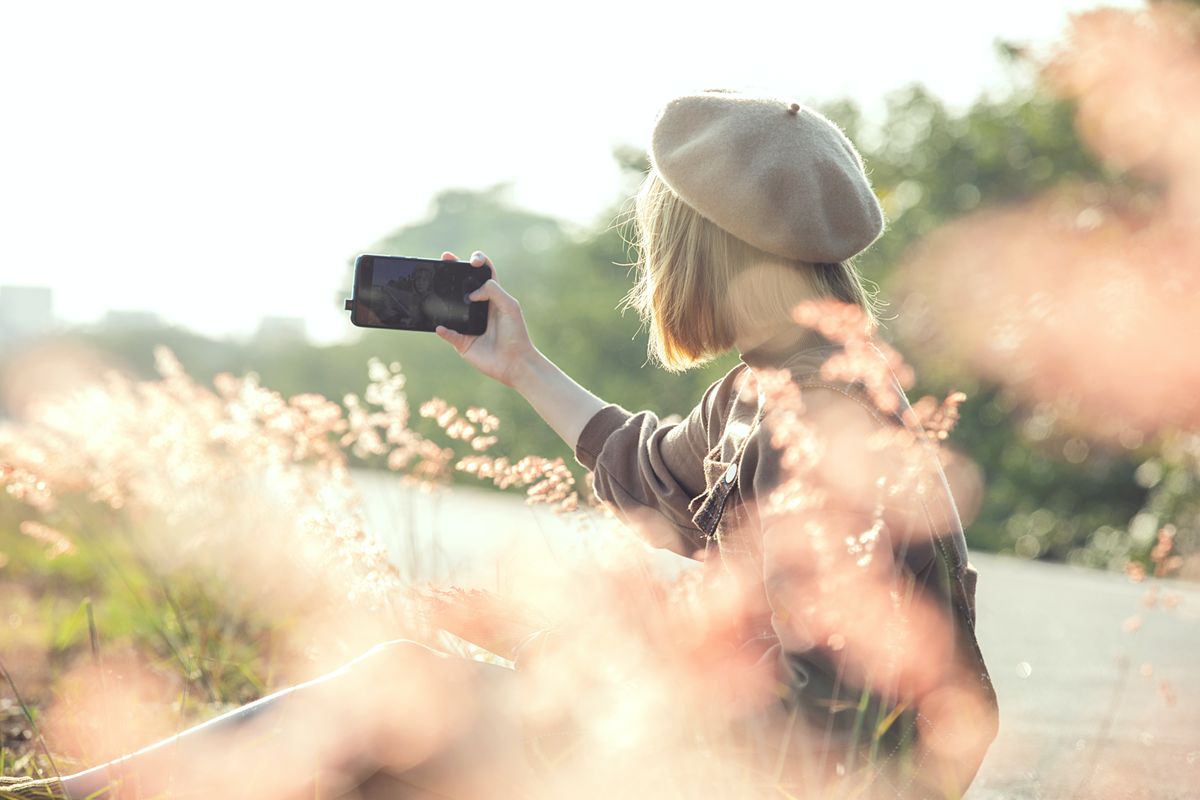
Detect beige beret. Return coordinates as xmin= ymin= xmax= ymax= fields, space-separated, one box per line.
xmin=649 ymin=88 xmax=886 ymax=263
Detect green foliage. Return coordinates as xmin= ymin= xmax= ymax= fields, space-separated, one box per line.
xmin=0 ymin=496 xmax=280 ymax=710
xmin=840 ymin=81 xmax=1112 ymax=291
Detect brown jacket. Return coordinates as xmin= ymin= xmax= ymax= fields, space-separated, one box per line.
xmin=572 ymin=328 xmax=998 ymax=794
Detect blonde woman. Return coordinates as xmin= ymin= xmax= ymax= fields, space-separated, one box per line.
xmin=4 ymin=89 xmax=997 ymax=800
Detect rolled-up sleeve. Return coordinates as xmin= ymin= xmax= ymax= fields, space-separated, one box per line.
xmin=574 ymin=404 xmax=636 ymax=472
xmin=573 ymin=378 xmax=725 ymax=556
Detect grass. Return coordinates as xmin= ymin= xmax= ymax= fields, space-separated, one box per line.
xmin=0 ymin=350 xmax=590 ymax=791
xmin=0 ymin=343 xmax=1190 ymax=799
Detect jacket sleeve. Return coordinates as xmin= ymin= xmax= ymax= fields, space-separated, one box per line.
xmin=574 ymin=376 xmax=727 ymax=557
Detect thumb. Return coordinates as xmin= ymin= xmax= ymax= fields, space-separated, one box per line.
xmin=435 ymin=325 xmax=474 ymax=354
xmin=467 ymin=279 xmax=516 ymax=309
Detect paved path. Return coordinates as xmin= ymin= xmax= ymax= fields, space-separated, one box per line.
xmin=966 ymin=551 xmax=1199 ymax=799
xmin=356 ymin=473 xmax=1200 ymax=799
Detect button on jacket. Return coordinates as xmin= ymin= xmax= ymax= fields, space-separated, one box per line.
xmin=571 ymin=327 xmax=998 ymax=789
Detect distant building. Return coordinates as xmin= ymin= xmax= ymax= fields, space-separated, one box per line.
xmin=102 ymin=310 xmax=164 ymax=330
xmin=255 ymin=315 xmax=307 ymax=346
xmin=0 ymin=285 xmax=54 ymax=343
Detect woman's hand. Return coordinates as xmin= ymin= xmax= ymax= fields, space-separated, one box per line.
xmin=436 ymin=249 xmax=608 ymax=451
xmin=434 ymin=250 xmax=536 ymax=388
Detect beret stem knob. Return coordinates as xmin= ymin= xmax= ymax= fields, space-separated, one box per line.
xmin=787 ymin=102 xmax=801 ymax=115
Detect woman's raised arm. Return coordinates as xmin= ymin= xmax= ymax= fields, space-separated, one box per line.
xmin=435 ymin=249 xmax=713 ymax=555
xmin=433 ymin=249 xmax=607 ymax=452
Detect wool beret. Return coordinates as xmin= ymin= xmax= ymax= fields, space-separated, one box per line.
xmin=649 ymin=88 xmax=886 ymax=263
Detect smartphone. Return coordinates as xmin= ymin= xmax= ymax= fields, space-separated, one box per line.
xmin=345 ymin=254 xmax=491 ymax=335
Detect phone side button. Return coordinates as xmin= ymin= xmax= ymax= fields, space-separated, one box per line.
xmin=344 ymin=299 xmax=354 ymax=311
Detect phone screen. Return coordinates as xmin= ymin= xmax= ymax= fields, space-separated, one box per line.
xmin=349 ymin=255 xmax=490 ymax=334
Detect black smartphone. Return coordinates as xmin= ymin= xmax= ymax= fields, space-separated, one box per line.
xmin=345 ymin=254 xmax=491 ymax=335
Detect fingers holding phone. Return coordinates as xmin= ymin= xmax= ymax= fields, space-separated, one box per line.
xmin=345 ymin=250 xmax=535 ymax=388
xmin=443 ymin=249 xmax=498 ymax=280
xmin=434 ymin=250 xmax=537 ymax=388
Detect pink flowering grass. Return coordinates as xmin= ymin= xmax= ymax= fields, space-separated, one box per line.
xmin=0 ymin=321 xmax=994 ymax=799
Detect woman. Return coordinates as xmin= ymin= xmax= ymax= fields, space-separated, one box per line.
xmin=3 ymin=89 xmax=997 ymax=799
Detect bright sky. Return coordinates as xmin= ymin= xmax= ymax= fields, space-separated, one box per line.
xmin=0 ymin=0 xmax=1142 ymax=344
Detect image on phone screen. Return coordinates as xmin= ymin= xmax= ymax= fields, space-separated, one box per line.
xmin=349 ymin=255 xmax=489 ymax=334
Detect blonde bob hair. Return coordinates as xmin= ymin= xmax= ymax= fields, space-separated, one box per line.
xmin=620 ymin=168 xmax=881 ymax=373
